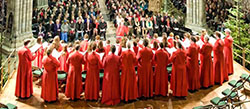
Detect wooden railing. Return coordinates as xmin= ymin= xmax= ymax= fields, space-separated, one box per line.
xmin=233 ymin=43 xmax=250 ymax=70
xmin=0 ymin=50 xmax=16 ymax=93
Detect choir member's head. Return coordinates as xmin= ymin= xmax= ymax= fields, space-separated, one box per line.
xmin=96 ymin=35 xmax=101 ymax=41
xmin=191 ymin=36 xmax=197 ymax=43
xmin=46 ymin=48 xmax=53 ymax=56
xmin=225 ymin=29 xmax=231 ymax=36
xmin=160 ymin=42 xmax=164 ymax=49
xmin=62 ymin=45 xmax=68 ymax=53
xmin=121 ymin=37 xmax=127 ymax=48
xmin=162 ymin=32 xmax=167 ymax=37
xmin=75 ymin=44 xmax=81 ymax=51
xmin=37 ymin=36 xmax=43 ymax=44
xmin=74 ymin=40 xmax=80 ymax=45
xmin=169 ymin=32 xmax=174 ymax=38
xmin=162 ymin=36 xmax=168 ymax=47
xmin=24 ymin=39 xmax=31 ymax=46
xmin=84 ymin=34 xmax=89 ymax=40
xmin=54 ymin=36 xmax=60 ymax=43
xmin=201 ymin=29 xmax=207 ymax=36
xmin=106 ymin=40 xmax=110 ymax=45
xmin=133 ymin=40 xmax=137 ymax=47
xmin=98 ymin=41 xmax=104 ymax=49
xmin=184 ymin=32 xmax=191 ymax=39
xmin=175 ymin=35 xmax=180 ymax=41
xmin=91 ymin=42 xmax=97 ymax=51
xmin=60 ymin=40 xmax=65 ymax=44
xmin=116 ymin=38 xmax=120 ymax=44
xmin=196 ymin=35 xmax=200 ymax=41
xmin=143 ymin=39 xmax=149 ymax=47
xmin=204 ymin=36 xmax=210 ymax=43
xmin=111 ymin=45 xmax=116 ymax=53
xmin=215 ymin=31 xmax=221 ymax=39
xmin=153 ymin=41 xmax=158 ymax=49
xmin=153 ymin=33 xmax=158 ymax=39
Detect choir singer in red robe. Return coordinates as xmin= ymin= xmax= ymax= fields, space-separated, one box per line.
xmin=137 ymin=39 xmax=154 ymax=98
xmin=15 ymin=39 xmax=37 ymax=98
xmin=34 ymin=36 xmax=44 ymax=68
xmin=101 ymin=45 xmax=121 ymax=105
xmin=41 ymin=48 xmax=60 ymax=102
xmin=85 ymin=42 xmax=102 ymax=100
xmin=65 ymin=44 xmax=85 ymax=100
xmin=169 ymin=41 xmax=188 ymax=97
xmin=154 ymin=42 xmax=169 ymax=96
xmin=200 ymin=36 xmax=214 ymax=88
xmin=120 ymin=43 xmax=138 ymax=102
xmin=224 ymin=29 xmax=234 ymax=75
xmin=213 ymin=32 xmax=226 ymax=85
xmin=186 ymin=36 xmax=200 ymax=91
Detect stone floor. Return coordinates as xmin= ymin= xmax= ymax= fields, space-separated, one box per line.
xmin=0 ymin=62 xmax=250 ymax=109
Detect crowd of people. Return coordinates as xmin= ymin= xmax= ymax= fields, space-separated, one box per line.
xmin=32 ymin=0 xmax=107 ymax=42
xmin=15 ymin=26 xmax=234 ymax=105
xmin=106 ymin=0 xmax=184 ymax=38
xmin=171 ymin=0 xmax=186 ymax=13
xmin=205 ymin=0 xmax=232 ymax=31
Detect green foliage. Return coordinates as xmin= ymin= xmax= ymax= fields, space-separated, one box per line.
xmin=224 ymin=1 xmax=250 ymax=70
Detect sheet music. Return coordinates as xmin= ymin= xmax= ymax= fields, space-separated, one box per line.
xmin=52 ymin=49 xmax=62 ymax=60
xmin=30 ymin=44 xmax=42 ymax=53
xmin=209 ymin=37 xmax=217 ymax=45
xmin=42 ymin=42 xmax=49 ymax=48
xmin=166 ymin=47 xmax=177 ymax=55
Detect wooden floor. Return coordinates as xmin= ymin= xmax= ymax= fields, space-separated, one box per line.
xmin=0 ymin=61 xmax=250 ymax=109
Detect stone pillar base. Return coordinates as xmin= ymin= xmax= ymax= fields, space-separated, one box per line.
xmin=185 ymin=23 xmax=206 ymax=34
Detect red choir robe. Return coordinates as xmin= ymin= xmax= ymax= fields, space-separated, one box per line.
xmin=80 ymin=40 xmax=89 ymax=52
xmin=137 ymin=47 xmax=154 ymax=97
xmin=120 ymin=50 xmax=138 ymax=101
xmin=133 ymin=46 xmax=139 ymax=55
xmin=154 ymin=49 xmax=169 ymax=96
xmin=15 ymin=46 xmax=37 ymax=98
xmin=85 ymin=51 xmax=102 ymax=100
xmin=105 ymin=44 xmax=111 ymax=54
xmin=41 ymin=55 xmax=60 ymax=102
xmin=224 ymin=35 xmax=234 ymax=75
xmin=201 ymin=34 xmax=205 ymax=43
xmin=34 ymin=45 xmax=44 ymax=68
xmin=186 ymin=42 xmax=200 ymax=91
xmin=101 ymin=53 xmax=121 ymax=105
xmin=169 ymin=49 xmax=188 ymax=97
xmin=200 ymin=42 xmax=214 ymax=88
xmin=167 ymin=37 xmax=174 ymax=48
xmin=59 ymin=51 xmax=69 ymax=72
xmin=213 ymin=39 xmax=226 ymax=85
xmin=65 ymin=51 xmax=85 ymax=100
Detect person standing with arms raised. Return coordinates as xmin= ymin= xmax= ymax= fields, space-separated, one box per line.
xmin=65 ymin=44 xmax=85 ymax=100
xmin=137 ymin=39 xmax=154 ymax=98
xmin=101 ymin=45 xmax=121 ymax=105
xmin=41 ymin=48 xmax=60 ymax=102
xmin=15 ymin=39 xmax=37 ymax=98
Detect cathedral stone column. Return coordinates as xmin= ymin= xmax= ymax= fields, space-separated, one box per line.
xmin=2 ymin=0 xmax=34 ymax=54
xmin=185 ymin=0 xmax=206 ymax=33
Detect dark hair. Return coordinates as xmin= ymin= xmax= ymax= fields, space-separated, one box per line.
xmin=190 ymin=36 xmax=197 ymax=43
xmin=143 ymin=39 xmax=149 ymax=47
xmin=92 ymin=42 xmax=97 ymax=50
xmin=133 ymin=40 xmax=137 ymax=47
xmin=215 ymin=31 xmax=221 ymax=38
xmin=177 ymin=41 xmax=183 ymax=49
xmin=75 ymin=44 xmax=81 ymax=50
xmin=46 ymin=48 xmax=53 ymax=56
xmin=111 ymin=45 xmax=116 ymax=53
xmin=160 ymin=42 xmax=164 ymax=48
xmin=24 ymin=39 xmax=31 ymax=46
